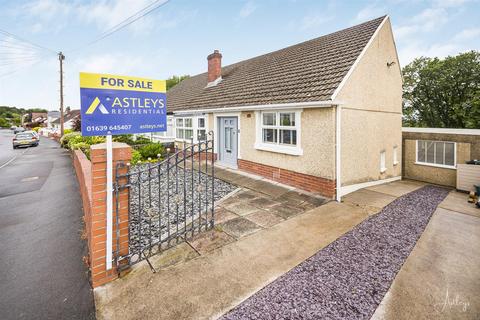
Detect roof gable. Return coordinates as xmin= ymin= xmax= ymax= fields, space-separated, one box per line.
xmin=167 ymin=16 xmax=387 ymax=112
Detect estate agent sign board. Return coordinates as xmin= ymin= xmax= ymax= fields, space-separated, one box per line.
xmin=80 ymin=72 xmax=167 ymax=136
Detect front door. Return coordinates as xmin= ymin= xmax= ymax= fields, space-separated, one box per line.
xmin=218 ymin=117 xmax=238 ymax=168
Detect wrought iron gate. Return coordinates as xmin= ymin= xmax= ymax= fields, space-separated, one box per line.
xmin=114 ymin=135 xmax=215 ymax=271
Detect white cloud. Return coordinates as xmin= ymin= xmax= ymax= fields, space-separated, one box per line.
xmin=398 ymin=41 xmax=463 ymax=64
xmin=353 ymin=5 xmax=386 ymax=23
xmin=23 ymin=0 xmax=72 ymax=21
xmin=300 ymin=13 xmax=334 ymax=30
xmin=411 ymin=7 xmax=449 ymax=31
xmin=453 ymin=27 xmax=480 ymax=41
xmin=20 ymin=0 xmax=177 ymax=35
xmin=75 ymin=53 xmax=143 ymax=74
xmin=239 ymin=1 xmax=257 ymax=18
xmin=433 ymin=0 xmax=472 ymax=8
xmin=392 ymin=7 xmax=450 ymax=43
xmin=78 ymin=0 xmax=165 ymax=32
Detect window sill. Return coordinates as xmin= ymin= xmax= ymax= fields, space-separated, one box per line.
xmin=393 ymin=161 xmax=399 ymax=166
xmin=414 ymin=162 xmax=456 ymax=170
xmin=254 ymin=142 xmax=303 ymax=156
xmin=380 ymin=168 xmax=387 ymax=174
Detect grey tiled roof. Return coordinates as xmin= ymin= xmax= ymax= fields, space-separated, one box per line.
xmin=51 ymin=109 xmax=80 ymax=124
xmin=167 ymin=16 xmax=386 ymax=112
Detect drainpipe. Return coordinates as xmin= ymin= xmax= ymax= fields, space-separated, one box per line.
xmin=335 ymin=105 xmax=341 ymax=202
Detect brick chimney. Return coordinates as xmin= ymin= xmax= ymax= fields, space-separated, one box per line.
xmin=207 ymin=50 xmax=222 ymax=84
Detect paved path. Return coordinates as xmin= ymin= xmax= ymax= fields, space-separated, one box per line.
xmin=0 ymin=130 xmax=95 ymax=319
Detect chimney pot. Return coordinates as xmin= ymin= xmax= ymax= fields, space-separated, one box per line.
xmin=207 ymin=50 xmax=222 ymax=84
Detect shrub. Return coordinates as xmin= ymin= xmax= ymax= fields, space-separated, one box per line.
xmin=131 ymin=150 xmax=142 ymax=165
xmin=70 ymin=142 xmax=91 ymax=159
xmin=67 ymin=134 xmax=85 ymax=149
xmin=138 ymin=143 xmax=165 ymax=161
xmin=113 ymin=134 xmax=136 ymax=145
xmin=134 ymin=136 xmax=151 ymax=145
xmin=60 ymin=132 xmax=81 ymax=148
xmin=64 ymin=129 xmax=73 ymax=135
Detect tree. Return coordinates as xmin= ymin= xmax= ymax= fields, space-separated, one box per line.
xmin=166 ymin=75 xmax=189 ymax=90
xmin=72 ymin=117 xmax=81 ymax=131
xmin=402 ymin=51 xmax=480 ymax=128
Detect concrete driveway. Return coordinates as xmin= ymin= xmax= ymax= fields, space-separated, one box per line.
xmin=0 ymin=130 xmax=95 ymax=319
xmin=371 ymin=188 xmax=480 ymax=319
xmin=94 ymin=178 xmax=479 ymax=319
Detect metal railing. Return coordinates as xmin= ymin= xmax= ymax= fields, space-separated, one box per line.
xmin=114 ymin=133 xmax=215 ymax=271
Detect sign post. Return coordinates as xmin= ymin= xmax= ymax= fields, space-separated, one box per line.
xmin=80 ymin=72 xmax=166 ymax=270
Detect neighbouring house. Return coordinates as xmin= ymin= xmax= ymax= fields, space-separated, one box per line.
xmin=30 ymin=112 xmax=48 ymax=126
xmin=47 ymin=110 xmax=60 ymax=128
xmin=402 ymin=127 xmax=480 ymax=191
xmin=166 ymin=15 xmax=403 ymax=199
xmin=136 ymin=116 xmax=176 ymax=143
xmin=51 ymin=109 xmax=80 ymax=131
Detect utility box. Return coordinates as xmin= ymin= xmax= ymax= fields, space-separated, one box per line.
xmin=457 ymin=164 xmax=480 ymax=192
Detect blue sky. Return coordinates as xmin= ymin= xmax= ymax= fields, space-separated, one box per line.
xmin=0 ymin=0 xmax=479 ymax=110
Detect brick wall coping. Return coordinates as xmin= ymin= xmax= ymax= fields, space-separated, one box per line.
xmin=73 ymin=149 xmax=92 ymax=204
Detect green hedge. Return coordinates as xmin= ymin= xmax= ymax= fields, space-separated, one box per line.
xmin=60 ymin=132 xmax=165 ymax=164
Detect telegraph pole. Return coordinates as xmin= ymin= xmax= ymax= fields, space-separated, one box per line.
xmin=58 ymin=52 xmax=65 ymax=136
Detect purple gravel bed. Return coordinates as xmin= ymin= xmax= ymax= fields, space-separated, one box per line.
xmin=221 ymin=185 xmax=449 ymax=320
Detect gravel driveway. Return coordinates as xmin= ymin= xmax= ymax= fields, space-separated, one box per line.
xmin=221 ymin=185 xmax=449 ymax=320
xmin=127 ymin=163 xmax=236 ymax=258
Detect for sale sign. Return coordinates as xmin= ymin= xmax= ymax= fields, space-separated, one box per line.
xmin=79 ymin=72 xmax=167 ymax=136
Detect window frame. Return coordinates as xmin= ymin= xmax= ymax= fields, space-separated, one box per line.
xmin=380 ymin=150 xmax=387 ymax=173
xmin=254 ymin=110 xmax=303 ymax=156
xmin=415 ymin=140 xmax=457 ymax=169
xmin=174 ymin=115 xmax=207 ymax=143
xmin=393 ymin=146 xmax=398 ymax=166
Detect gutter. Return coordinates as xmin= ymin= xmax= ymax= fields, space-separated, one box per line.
xmin=172 ymin=100 xmax=344 ymax=115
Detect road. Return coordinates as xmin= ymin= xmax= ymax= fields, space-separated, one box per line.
xmin=0 ymin=129 xmax=95 ymax=319
xmin=0 ymin=129 xmax=28 ymax=169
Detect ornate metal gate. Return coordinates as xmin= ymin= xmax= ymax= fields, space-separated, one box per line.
xmin=114 ymin=135 xmax=215 ymax=271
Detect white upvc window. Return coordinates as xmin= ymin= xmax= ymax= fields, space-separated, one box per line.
xmin=197 ymin=117 xmax=207 ymax=141
xmin=416 ymin=140 xmax=456 ymax=169
xmin=255 ymin=110 xmax=302 ymax=156
xmin=393 ymin=146 xmax=398 ymax=166
xmin=380 ymin=150 xmax=386 ymax=173
xmin=176 ymin=117 xmax=193 ymax=140
xmin=175 ymin=116 xmax=207 ymax=142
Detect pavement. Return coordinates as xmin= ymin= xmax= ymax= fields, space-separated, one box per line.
xmin=0 ymin=129 xmax=95 ymax=319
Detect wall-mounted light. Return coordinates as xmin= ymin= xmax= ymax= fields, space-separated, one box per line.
xmin=387 ymin=61 xmax=396 ymax=67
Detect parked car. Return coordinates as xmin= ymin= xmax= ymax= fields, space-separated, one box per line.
xmin=10 ymin=125 xmax=16 ymax=130
xmin=25 ymin=130 xmax=39 ymax=139
xmin=13 ymin=127 xmax=25 ymax=134
xmin=13 ymin=132 xmax=39 ymax=149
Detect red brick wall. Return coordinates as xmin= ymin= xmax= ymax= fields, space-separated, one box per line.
xmin=194 ymin=152 xmax=217 ymax=162
xmin=72 ymin=144 xmax=131 ymax=288
xmin=89 ymin=144 xmax=131 ymax=287
xmin=73 ymin=150 xmax=92 ymax=255
xmin=237 ymin=159 xmax=336 ymax=198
